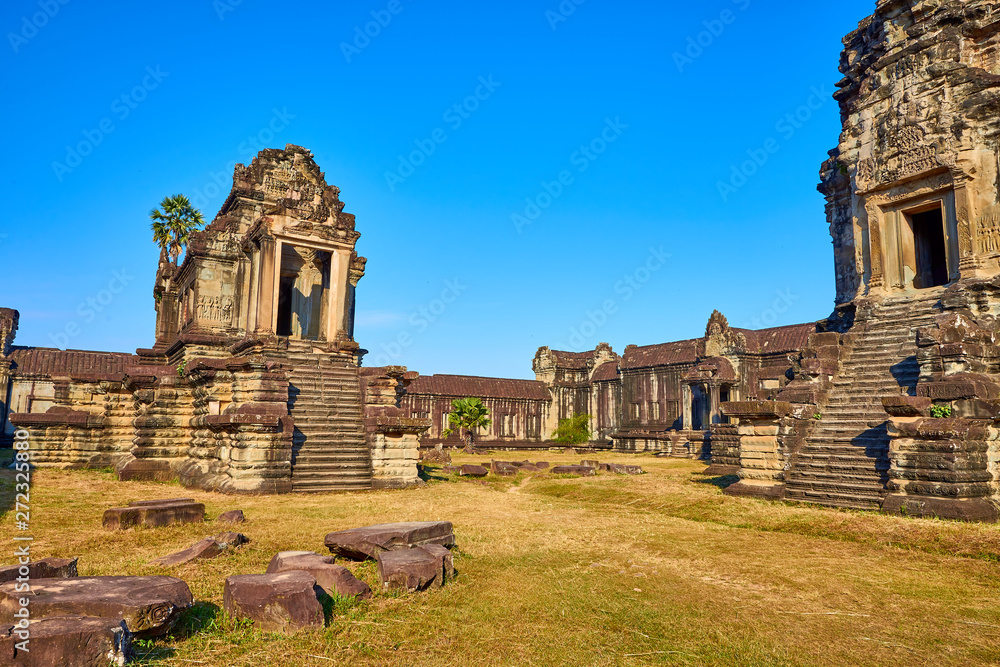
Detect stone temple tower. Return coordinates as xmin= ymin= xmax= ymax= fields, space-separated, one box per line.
xmin=5 ymin=145 xmax=429 ymax=493
xmin=723 ymin=0 xmax=1000 ymax=521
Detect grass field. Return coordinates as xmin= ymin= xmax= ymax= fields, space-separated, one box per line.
xmin=2 ymin=453 xmax=999 ymax=666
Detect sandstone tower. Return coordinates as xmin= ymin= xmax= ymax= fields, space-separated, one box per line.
xmin=2 ymin=145 xmax=429 ymax=493
xmin=723 ymin=0 xmax=1000 ymax=521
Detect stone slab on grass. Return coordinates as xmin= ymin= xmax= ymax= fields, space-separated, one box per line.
xmin=217 ymin=510 xmax=245 ymax=524
xmin=325 ymin=521 xmax=455 ymax=561
xmin=266 ymin=551 xmax=372 ymax=600
xmin=0 ymin=576 xmax=193 ymax=638
xmin=377 ymin=544 xmax=454 ymax=592
xmin=458 ymin=464 xmax=488 ymax=478
xmin=0 ymin=616 xmax=134 ymax=667
xmin=103 ymin=500 xmax=205 ymax=530
xmin=150 ymin=532 xmax=249 ymax=567
xmin=609 ymin=464 xmax=644 ymax=475
xmin=0 ymin=557 xmax=78 ymax=584
xmin=224 ymin=572 xmax=324 ymax=634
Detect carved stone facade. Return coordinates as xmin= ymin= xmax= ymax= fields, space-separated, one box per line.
xmin=2 ymin=145 xmax=428 ymax=493
xmin=722 ymin=1 xmax=1000 ymax=521
xmin=383 ymin=313 xmax=810 ymax=455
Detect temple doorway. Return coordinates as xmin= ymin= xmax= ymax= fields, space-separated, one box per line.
xmin=909 ymin=206 xmax=948 ymax=289
xmin=276 ymin=246 xmax=330 ymax=340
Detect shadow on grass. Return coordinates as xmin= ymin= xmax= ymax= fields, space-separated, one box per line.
xmin=417 ymin=465 xmax=451 ymax=483
xmin=696 ymin=474 xmax=740 ymax=490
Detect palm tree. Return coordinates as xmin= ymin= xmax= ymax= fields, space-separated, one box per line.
xmin=442 ymin=397 xmax=492 ymax=452
xmin=150 ymin=194 xmax=205 ymax=264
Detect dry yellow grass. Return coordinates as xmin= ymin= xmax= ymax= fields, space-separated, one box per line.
xmin=2 ymin=453 xmax=999 ymax=666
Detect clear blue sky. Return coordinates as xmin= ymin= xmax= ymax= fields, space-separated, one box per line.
xmin=0 ymin=0 xmax=874 ymax=380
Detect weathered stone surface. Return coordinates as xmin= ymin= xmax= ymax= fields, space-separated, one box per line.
xmin=550 ymin=465 xmax=596 ymax=476
xmin=223 ymin=572 xmax=324 ymax=633
xmin=217 ymin=509 xmax=245 ymax=524
xmin=534 ymin=461 xmax=550 ymax=469
xmin=0 ymin=616 xmax=134 ymax=667
xmin=324 ymin=522 xmax=456 ymax=561
xmin=581 ymin=460 xmax=600 ymax=469
xmin=266 ymin=551 xmax=372 ymax=600
xmin=103 ymin=500 xmax=205 ymax=530
xmin=420 ymin=447 xmax=451 ymax=465
xmin=150 ymin=532 xmax=249 ymax=567
xmin=609 ymin=463 xmax=643 ymax=475
xmin=0 ymin=557 xmax=78 ymax=584
xmin=376 ymin=545 xmax=453 ymax=592
xmin=0 ymin=576 xmax=193 ymax=638
xmin=458 ymin=464 xmax=488 ymax=477
xmin=490 ymin=460 xmax=518 ymax=476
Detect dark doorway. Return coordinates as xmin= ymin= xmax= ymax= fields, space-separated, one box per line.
xmin=276 ymin=276 xmax=294 ymax=336
xmin=910 ymin=207 xmax=948 ymax=288
xmin=718 ymin=387 xmax=730 ymax=424
xmin=691 ymin=385 xmax=708 ymax=431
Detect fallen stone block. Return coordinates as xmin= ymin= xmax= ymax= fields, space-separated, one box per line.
xmin=266 ymin=551 xmax=372 ymax=600
xmin=490 ymin=460 xmax=518 ymax=476
xmin=0 ymin=576 xmax=193 ymax=638
xmin=377 ymin=544 xmax=453 ymax=592
xmin=224 ymin=571 xmax=324 ymax=633
xmin=609 ymin=464 xmax=644 ymax=475
xmin=459 ymin=464 xmax=488 ymax=478
xmin=581 ymin=460 xmax=601 ymax=469
xmin=217 ymin=509 xmax=245 ymax=524
xmin=441 ymin=465 xmax=459 ymax=474
xmin=150 ymin=532 xmax=249 ymax=567
xmin=563 ymin=448 xmax=577 ymax=455
xmin=420 ymin=448 xmax=452 ymax=465
xmin=535 ymin=461 xmax=550 ymax=469
xmin=129 ymin=498 xmax=195 ymax=507
xmin=103 ymin=500 xmax=205 ymax=530
xmin=550 ymin=465 xmax=596 ymax=476
xmin=0 ymin=557 xmax=78 ymax=584
xmin=325 ymin=522 xmax=456 ymax=561
xmin=0 ymin=616 xmax=134 ymax=667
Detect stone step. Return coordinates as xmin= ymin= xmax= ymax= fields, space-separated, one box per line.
xmin=783 ymin=491 xmax=884 ymax=511
xmin=783 ymin=477 xmax=886 ymax=497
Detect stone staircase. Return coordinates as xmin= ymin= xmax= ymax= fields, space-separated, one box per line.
xmin=285 ymin=341 xmax=372 ymax=493
xmin=784 ymin=290 xmax=944 ymax=510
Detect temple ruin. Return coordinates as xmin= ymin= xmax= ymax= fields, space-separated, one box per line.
xmin=3 ymin=1 xmax=1000 ymax=519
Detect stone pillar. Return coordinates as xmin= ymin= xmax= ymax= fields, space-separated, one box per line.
xmin=954 ymin=175 xmax=982 ymax=278
xmin=255 ymin=237 xmax=277 ymax=335
xmin=681 ymin=384 xmax=692 ymax=431
xmin=326 ymin=248 xmax=351 ymax=341
xmin=709 ymin=385 xmax=721 ymax=425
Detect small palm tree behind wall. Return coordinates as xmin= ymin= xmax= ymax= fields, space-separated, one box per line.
xmin=442 ymin=397 xmax=492 ymax=453
xmin=150 ymin=194 xmax=205 ymax=264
